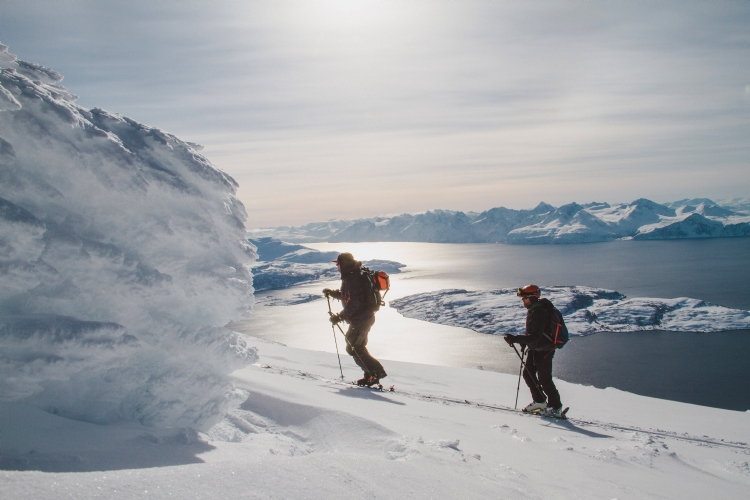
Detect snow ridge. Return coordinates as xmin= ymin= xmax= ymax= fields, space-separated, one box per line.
xmin=0 ymin=43 xmax=257 ymax=429
xmin=390 ymin=287 xmax=750 ymax=335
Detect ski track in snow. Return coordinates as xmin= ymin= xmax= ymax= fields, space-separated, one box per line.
xmin=3 ymin=334 xmax=749 ymax=499
xmin=237 ymin=363 xmax=750 ymax=454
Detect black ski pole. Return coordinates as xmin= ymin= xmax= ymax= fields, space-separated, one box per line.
xmin=514 ymin=345 xmax=525 ymax=410
xmin=334 ymin=321 xmax=375 ymax=379
xmin=510 ymin=343 xmax=545 ymax=402
xmin=326 ymin=296 xmax=345 ymax=379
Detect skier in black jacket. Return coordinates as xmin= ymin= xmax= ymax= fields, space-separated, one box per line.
xmin=323 ymin=252 xmax=387 ymax=387
xmin=504 ymin=285 xmax=564 ymax=417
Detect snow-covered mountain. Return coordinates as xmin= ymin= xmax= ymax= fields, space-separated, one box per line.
xmin=247 ymin=219 xmax=355 ymax=243
xmin=249 ymin=198 xmax=750 ymax=244
xmin=0 ymin=43 xmax=256 ymax=429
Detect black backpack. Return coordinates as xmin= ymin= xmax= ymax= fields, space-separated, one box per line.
xmin=360 ymin=267 xmax=390 ymax=312
xmin=542 ymin=305 xmax=569 ymax=349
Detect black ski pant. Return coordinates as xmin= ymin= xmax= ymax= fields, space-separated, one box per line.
xmin=522 ymin=349 xmax=562 ymax=409
xmin=345 ymin=316 xmax=386 ymax=378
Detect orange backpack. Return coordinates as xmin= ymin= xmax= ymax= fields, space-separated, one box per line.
xmin=360 ymin=267 xmax=390 ymax=312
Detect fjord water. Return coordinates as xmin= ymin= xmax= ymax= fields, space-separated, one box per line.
xmin=310 ymin=237 xmax=750 ymax=311
xmin=240 ymin=238 xmax=750 ymax=411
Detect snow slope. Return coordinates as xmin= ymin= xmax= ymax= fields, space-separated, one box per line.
xmin=250 ymin=198 xmax=750 ymax=244
xmin=2 ymin=338 xmax=749 ymax=499
xmin=0 ymin=43 xmax=256 ymax=429
xmin=390 ymin=286 xmax=750 ymax=335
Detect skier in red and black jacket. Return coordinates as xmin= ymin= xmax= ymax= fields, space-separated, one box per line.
xmin=323 ymin=252 xmax=387 ymax=387
xmin=504 ymin=285 xmax=564 ymax=417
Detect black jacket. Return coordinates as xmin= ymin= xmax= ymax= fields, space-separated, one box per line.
xmin=513 ymin=298 xmax=555 ymax=351
xmin=335 ymin=268 xmax=374 ymax=322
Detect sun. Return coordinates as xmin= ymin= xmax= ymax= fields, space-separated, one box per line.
xmin=314 ymin=0 xmax=384 ymax=27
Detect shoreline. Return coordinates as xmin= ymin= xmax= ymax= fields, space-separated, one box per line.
xmin=232 ymin=283 xmax=750 ymax=411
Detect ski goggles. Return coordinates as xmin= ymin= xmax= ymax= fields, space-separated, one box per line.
xmin=516 ymin=287 xmax=540 ymax=297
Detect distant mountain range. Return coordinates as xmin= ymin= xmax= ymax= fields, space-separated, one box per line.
xmin=247 ymin=198 xmax=750 ymax=244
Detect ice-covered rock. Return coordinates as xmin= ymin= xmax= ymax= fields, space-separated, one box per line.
xmin=0 ymin=44 xmax=257 ymax=429
xmin=390 ymin=287 xmax=750 ymax=335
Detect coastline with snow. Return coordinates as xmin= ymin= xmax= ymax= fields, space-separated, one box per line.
xmin=249 ymin=236 xmax=405 ymax=292
xmin=390 ymin=286 xmax=750 ymax=336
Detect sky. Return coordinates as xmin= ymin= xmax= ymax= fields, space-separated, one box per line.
xmin=1 ymin=0 xmax=749 ymax=228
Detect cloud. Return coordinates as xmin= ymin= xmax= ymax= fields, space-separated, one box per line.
xmin=3 ymin=0 xmax=749 ymax=226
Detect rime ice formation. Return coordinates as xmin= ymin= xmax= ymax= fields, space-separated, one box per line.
xmin=249 ymin=198 xmax=750 ymax=244
xmin=0 ymin=43 xmax=257 ymax=429
xmin=390 ymin=287 xmax=750 ymax=335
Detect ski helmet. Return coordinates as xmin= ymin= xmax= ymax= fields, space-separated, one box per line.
xmin=516 ymin=284 xmax=541 ymax=297
xmin=332 ymin=252 xmax=360 ymax=272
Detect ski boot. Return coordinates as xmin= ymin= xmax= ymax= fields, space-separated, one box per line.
xmin=540 ymin=406 xmax=569 ymax=419
xmin=522 ymin=401 xmax=547 ymax=414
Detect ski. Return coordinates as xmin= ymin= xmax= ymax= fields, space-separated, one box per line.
xmin=350 ymin=381 xmax=395 ymax=392
xmin=522 ymin=406 xmax=569 ymax=419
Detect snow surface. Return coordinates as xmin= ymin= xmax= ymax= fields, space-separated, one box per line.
xmin=390 ymin=286 xmax=750 ymax=335
xmin=0 ymin=44 xmax=256 ymax=429
xmin=3 ymin=338 xmax=750 ymax=499
xmin=249 ymin=198 xmax=750 ymax=244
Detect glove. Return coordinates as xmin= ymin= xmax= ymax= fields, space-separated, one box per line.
xmin=329 ymin=313 xmax=343 ymax=325
xmin=323 ymin=288 xmax=341 ymax=299
xmin=323 ymin=288 xmax=332 ymax=297
xmin=504 ymin=335 xmax=516 ymax=346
